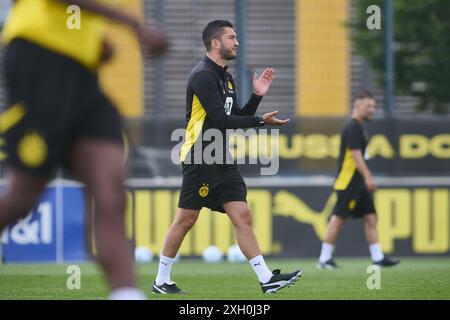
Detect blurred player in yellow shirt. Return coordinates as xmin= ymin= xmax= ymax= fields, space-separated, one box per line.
xmin=0 ymin=0 xmax=168 ymax=300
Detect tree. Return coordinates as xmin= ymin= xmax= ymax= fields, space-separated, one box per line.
xmin=350 ymin=0 xmax=450 ymax=114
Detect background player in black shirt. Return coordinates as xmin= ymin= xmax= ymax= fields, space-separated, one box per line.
xmin=317 ymin=91 xmax=399 ymax=269
xmin=152 ymin=20 xmax=301 ymax=294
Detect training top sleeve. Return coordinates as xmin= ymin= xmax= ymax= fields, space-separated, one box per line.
xmin=347 ymin=121 xmax=363 ymax=150
xmin=232 ymin=94 xmax=263 ymax=116
xmin=192 ymin=71 xmax=262 ymax=129
xmin=229 ymin=77 xmax=263 ymax=116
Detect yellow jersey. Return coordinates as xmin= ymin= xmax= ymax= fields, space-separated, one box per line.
xmin=2 ymin=0 xmax=106 ymax=70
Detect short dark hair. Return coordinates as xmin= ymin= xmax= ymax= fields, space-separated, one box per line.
xmin=202 ymin=20 xmax=234 ymax=51
xmin=355 ymin=90 xmax=375 ymax=100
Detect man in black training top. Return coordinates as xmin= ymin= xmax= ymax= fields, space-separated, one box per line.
xmin=317 ymin=91 xmax=400 ymax=269
xmin=152 ymin=20 xmax=302 ymax=294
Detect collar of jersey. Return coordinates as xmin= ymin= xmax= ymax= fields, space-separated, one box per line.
xmin=203 ymin=56 xmax=228 ymax=75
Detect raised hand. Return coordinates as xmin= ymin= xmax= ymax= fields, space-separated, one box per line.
xmin=253 ymin=68 xmax=275 ymax=96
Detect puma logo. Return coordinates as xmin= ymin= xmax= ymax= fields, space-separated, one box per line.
xmin=273 ymin=191 xmax=336 ymax=240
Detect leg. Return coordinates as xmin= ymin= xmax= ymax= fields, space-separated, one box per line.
xmin=224 ymin=201 xmax=302 ymax=292
xmin=224 ymin=201 xmax=271 ymax=283
xmin=153 ymin=207 xmax=199 ymax=291
xmin=318 ymin=214 xmax=347 ymax=267
xmin=324 ymin=215 xmax=347 ymax=245
xmin=69 ymin=139 xmax=135 ymax=290
xmin=359 ymin=189 xmax=398 ymax=266
xmin=223 ymin=201 xmax=261 ymax=260
xmin=365 ymin=213 xmax=384 ymax=262
xmin=224 ymin=201 xmax=301 ymax=287
xmin=0 ymin=170 xmax=47 ymax=231
xmin=364 ymin=213 xmax=378 ymax=245
xmin=161 ymin=208 xmax=199 ymax=258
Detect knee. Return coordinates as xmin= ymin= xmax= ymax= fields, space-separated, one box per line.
xmin=94 ymin=188 xmax=126 ymax=218
xmin=174 ymin=213 xmax=198 ymax=231
xmin=234 ymin=207 xmax=253 ymax=228
xmin=3 ymin=193 xmax=39 ymax=221
xmin=330 ymin=215 xmax=347 ymax=227
xmin=365 ymin=215 xmax=378 ymax=228
xmin=9 ymin=203 xmax=34 ymax=221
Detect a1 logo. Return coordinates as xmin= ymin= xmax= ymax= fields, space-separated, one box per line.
xmin=1 ymin=202 xmax=52 ymax=245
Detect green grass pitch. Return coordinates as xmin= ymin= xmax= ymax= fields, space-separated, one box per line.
xmin=0 ymin=258 xmax=449 ymax=300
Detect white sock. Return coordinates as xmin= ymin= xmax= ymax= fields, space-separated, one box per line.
xmin=319 ymin=242 xmax=334 ymax=263
xmin=249 ymin=255 xmax=273 ymax=284
xmin=155 ymin=254 xmax=176 ymax=286
xmin=369 ymin=243 xmax=384 ymax=262
xmin=109 ymin=287 xmax=146 ymax=300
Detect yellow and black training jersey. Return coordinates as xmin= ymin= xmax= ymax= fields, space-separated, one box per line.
xmin=2 ymin=0 xmax=105 ymax=70
xmin=180 ymin=56 xmax=264 ymax=164
xmin=334 ymin=118 xmax=368 ymax=190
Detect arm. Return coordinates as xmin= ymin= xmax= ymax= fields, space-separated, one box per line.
xmin=232 ymin=93 xmax=262 ymax=116
xmin=350 ymin=150 xmax=376 ymax=192
xmin=348 ymin=123 xmax=376 ymax=192
xmin=58 ymin=0 xmax=168 ymax=57
xmin=59 ymin=0 xmax=140 ymax=28
xmin=193 ymin=71 xmax=261 ymax=129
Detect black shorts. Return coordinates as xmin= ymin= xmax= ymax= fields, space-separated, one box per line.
xmin=178 ymin=163 xmax=247 ymax=213
xmin=332 ymin=184 xmax=376 ymax=219
xmin=1 ymin=39 xmax=123 ymax=177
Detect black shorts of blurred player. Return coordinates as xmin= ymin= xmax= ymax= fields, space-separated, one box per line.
xmin=332 ymin=184 xmax=376 ymax=219
xmin=2 ymin=39 xmax=123 ymax=178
